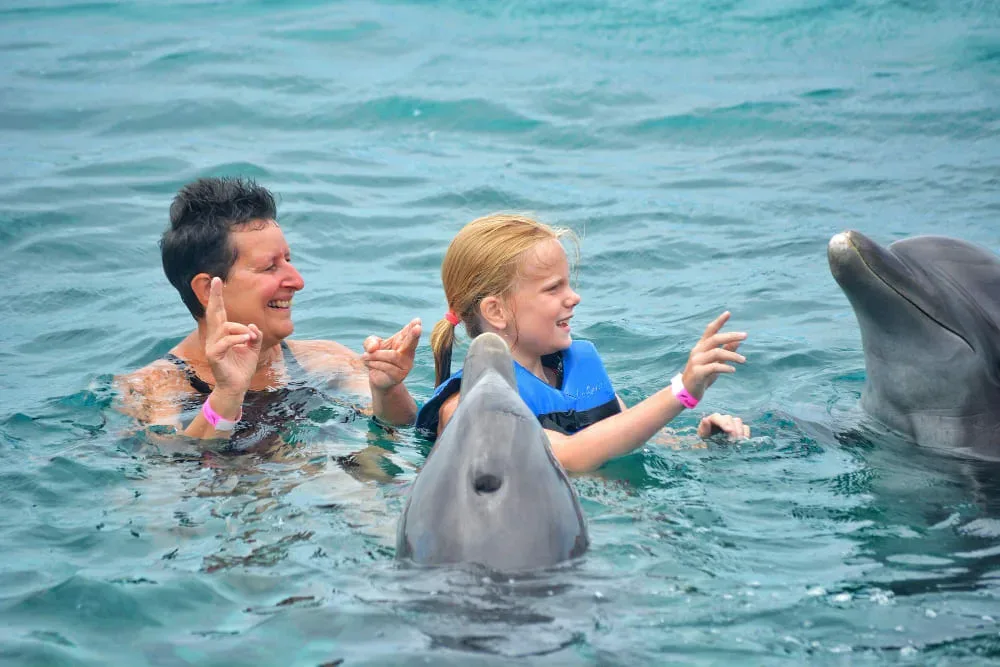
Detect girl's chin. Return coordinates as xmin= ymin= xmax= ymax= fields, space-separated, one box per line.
xmin=550 ymin=335 xmax=573 ymax=351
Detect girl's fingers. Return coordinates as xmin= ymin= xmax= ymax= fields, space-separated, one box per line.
xmin=702 ymin=331 xmax=748 ymax=349
xmin=692 ymin=348 xmax=745 ymax=368
xmin=707 ymin=348 xmax=747 ymax=364
xmin=701 ymin=311 xmax=731 ymax=339
xmin=704 ymin=362 xmax=737 ymax=376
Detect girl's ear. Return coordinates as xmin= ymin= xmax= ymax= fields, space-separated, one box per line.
xmin=478 ymin=295 xmax=508 ymax=331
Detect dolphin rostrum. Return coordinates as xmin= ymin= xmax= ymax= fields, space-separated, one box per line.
xmin=397 ymin=332 xmax=589 ymax=571
xmin=828 ymin=230 xmax=1000 ymax=458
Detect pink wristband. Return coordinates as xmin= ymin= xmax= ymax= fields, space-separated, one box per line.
xmin=670 ymin=373 xmax=699 ymax=409
xmin=202 ymin=398 xmax=242 ymax=431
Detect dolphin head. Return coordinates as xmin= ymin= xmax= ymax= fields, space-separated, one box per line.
xmin=397 ymin=332 xmax=589 ymax=571
xmin=828 ymin=230 xmax=1000 ymax=453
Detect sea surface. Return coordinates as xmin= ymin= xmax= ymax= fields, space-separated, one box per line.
xmin=2 ymin=0 xmax=1000 ymax=665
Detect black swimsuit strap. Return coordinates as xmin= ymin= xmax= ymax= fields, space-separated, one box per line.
xmin=164 ymin=340 xmax=307 ymax=395
xmin=163 ymin=353 xmax=213 ymax=394
xmin=278 ymin=340 xmax=309 ymax=379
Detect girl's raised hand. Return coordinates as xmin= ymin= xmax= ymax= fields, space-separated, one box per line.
xmin=204 ymin=276 xmax=262 ymax=396
xmin=680 ymin=311 xmax=747 ymax=400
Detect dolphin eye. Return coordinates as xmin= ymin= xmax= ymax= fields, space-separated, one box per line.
xmin=474 ymin=473 xmax=503 ymax=494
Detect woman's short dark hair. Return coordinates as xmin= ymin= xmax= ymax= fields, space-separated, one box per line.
xmin=160 ymin=177 xmax=277 ymax=319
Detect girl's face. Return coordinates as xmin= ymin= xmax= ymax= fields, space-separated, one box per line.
xmin=504 ymin=238 xmax=581 ymax=362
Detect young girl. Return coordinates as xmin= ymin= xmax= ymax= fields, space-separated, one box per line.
xmin=415 ymin=214 xmax=750 ymax=473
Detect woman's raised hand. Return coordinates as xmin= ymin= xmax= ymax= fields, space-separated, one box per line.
xmin=362 ymin=318 xmax=422 ymax=393
xmin=680 ymin=311 xmax=747 ymax=400
xmin=204 ymin=276 xmax=262 ymax=397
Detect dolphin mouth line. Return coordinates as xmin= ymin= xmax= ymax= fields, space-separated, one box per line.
xmin=850 ymin=238 xmax=973 ymax=351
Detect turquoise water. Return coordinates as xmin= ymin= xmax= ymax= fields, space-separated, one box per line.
xmin=3 ymin=0 xmax=1000 ymax=664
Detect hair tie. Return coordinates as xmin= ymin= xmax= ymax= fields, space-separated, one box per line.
xmin=444 ymin=311 xmax=461 ymax=326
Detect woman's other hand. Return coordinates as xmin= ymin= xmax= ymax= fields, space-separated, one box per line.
xmin=362 ymin=318 xmax=422 ymax=392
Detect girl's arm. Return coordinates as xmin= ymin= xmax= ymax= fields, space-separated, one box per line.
xmin=437 ymin=312 xmax=748 ymax=472
xmin=546 ymin=387 xmax=685 ymax=472
xmin=549 ymin=311 xmax=747 ymax=472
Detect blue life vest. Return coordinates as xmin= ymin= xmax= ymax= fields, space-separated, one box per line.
xmin=415 ymin=340 xmax=621 ymax=439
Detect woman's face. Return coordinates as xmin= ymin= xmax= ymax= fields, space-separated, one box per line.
xmin=220 ymin=221 xmax=305 ymax=348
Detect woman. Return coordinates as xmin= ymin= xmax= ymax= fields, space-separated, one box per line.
xmin=118 ymin=177 xmax=419 ymax=449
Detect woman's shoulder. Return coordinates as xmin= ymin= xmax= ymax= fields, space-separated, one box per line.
xmin=286 ymin=338 xmax=362 ymax=374
xmin=287 ymin=338 xmax=356 ymax=356
xmin=115 ymin=358 xmax=193 ymax=424
xmin=118 ymin=357 xmax=187 ymax=390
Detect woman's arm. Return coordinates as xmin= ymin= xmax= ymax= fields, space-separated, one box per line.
xmin=292 ymin=318 xmax=422 ymax=427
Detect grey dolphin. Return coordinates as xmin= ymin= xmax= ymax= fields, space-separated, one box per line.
xmin=397 ymin=332 xmax=589 ymax=571
xmin=828 ymin=230 xmax=1000 ymax=458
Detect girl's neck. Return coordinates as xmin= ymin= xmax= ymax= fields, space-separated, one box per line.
xmin=510 ymin=347 xmax=560 ymax=387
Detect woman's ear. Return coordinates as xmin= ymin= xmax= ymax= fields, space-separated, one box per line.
xmin=190 ymin=273 xmax=214 ymax=313
xmin=478 ymin=295 xmax=508 ymax=331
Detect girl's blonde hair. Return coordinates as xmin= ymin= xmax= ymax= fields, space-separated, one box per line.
xmin=430 ymin=213 xmax=577 ymax=387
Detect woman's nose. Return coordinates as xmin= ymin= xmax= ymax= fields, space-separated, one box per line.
xmin=285 ymin=264 xmax=305 ymax=291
